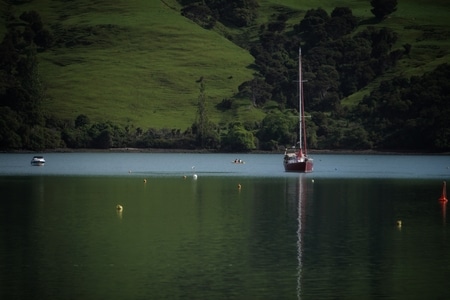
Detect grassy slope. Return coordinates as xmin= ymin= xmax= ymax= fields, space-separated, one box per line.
xmin=4 ymin=0 xmax=450 ymax=128
xmin=19 ymin=0 xmax=255 ymax=129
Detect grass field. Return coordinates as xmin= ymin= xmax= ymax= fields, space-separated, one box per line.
xmin=3 ymin=0 xmax=450 ymax=129
xmin=31 ymin=0 xmax=255 ymax=129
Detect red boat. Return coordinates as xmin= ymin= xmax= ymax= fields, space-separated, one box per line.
xmin=284 ymin=48 xmax=313 ymax=173
xmin=284 ymin=148 xmax=313 ymax=172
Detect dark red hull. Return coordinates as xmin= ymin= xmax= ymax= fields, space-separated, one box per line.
xmin=284 ymin=159 xmax=313 ymax=173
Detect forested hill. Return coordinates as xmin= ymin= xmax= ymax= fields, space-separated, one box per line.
xmin=0 ymin=0 xmax=449 ymax=152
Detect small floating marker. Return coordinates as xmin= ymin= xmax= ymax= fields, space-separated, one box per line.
xmin=128 ymin=170 xmax=131 ymax=173
xmin=183 ymin=175 xmax=187 ymax=179
xmin=116 ymin=205 xmax=123 ymax=212
xmin=311 ymin=179 xmax=314 ymax=183
xmin=191 ymin=166 xmax=197 ymax=180
xmin=439 ymin=181 xmax=448 ymax=202
xmin=144 ymin=179 xmax=147 ymax=183
xmin=397 ymin=220 xmax=402 ymax=227
xmin=238 ymin=184 xmax=242 ymax=190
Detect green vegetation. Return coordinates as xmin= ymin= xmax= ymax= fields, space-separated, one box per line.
xmin=371 ymin=0 xmax=398 ymax=20
xmin=37 ymin=0 xmax=255 ymax=129
xmin=0 ymin=0 xmax=449 ymax=151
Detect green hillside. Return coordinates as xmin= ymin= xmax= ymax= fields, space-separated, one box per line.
xmin=1 ymin=0 xmax=449 ymax=151
xmin=8 ymin=0 xmax=257 ymax=129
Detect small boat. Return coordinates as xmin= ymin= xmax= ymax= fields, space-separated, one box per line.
xmin=283 ymin=48 xmax=313 ymax=173
xmin=31 ymin=155 xmax=45 ymax=166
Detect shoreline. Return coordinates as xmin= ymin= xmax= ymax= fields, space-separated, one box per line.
xmin=3 ymin=148 xmax=449 ymax=155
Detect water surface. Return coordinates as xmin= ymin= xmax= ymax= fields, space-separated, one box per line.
xmin=0 ymin=153 xmax=449 ymax=299
xmin=0 ymin=152 xmax=448 ymax=178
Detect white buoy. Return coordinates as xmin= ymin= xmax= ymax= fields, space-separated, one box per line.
xmin=116 ymin=204 xmax=123 ymax=212
xmin=191 ymin=166 xmax=197 ymax=180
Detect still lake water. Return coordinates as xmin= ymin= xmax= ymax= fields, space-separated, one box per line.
xmin=0 ymin=152 xmax=449 ymax=299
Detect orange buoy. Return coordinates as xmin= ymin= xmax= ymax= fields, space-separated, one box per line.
xmin=439 ymin=181 xmax=448 ymax=202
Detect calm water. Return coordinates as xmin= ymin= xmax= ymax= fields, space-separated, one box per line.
xmin=0 ymin=153 xmax=449 ymax=299
xmin=0 ymin=152 xmax=449 ymax=178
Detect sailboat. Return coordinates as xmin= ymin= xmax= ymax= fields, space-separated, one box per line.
xmin=283 ymin=48 xmax=313 ymax=173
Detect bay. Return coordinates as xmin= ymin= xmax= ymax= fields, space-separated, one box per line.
xmin=0 ymin=153 xmax=449 ymax=299
xmin=0 ymin=152 xmax=448 ymax=178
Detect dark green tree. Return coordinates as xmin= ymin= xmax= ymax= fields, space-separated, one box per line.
xmin=193 ymin=78 xmax=219 ymax=149
xmin=75 ymin=114 xmax=90 ymax=128
xmin=195 ymin=78 xmax=208 ymax=147
xmin=257 ymin=111 xmax=296 ymax=150
xmin=0 ymin=107 xmax=22 ymax=149
xmin=370 ymin=0 xmax=398 ymax=20
xmin=181 ymin=3 xmax=216 ymax=29
xmin=294 ymin=8 xmax=330 ymax=49
xmin=305 ymin=64 xmax=340 ymax=111
xmin=16 ymin=46 xmax=45 ymax=126
xmin=209 ymin=0 xmax=259 ymax=27
xmin=92 ymin=129 xmax=113 ymax=149
xmin=221 ymin=123 xmax=255 ymax=152
xmin=326 ymin=7 xmax=358 ymax=39
xmin=237 ymin=77 xmax=272 ymax=107
xmin=178 ymin=0 xmax=259 ymax=27
xmin=19 ymin=10 xmax=53 ymax=49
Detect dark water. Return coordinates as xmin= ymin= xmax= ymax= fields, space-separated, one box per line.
xmin=0 ymin=153 xmax=449 ymax=299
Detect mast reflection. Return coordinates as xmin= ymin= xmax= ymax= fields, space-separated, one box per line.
xmin=286 ymin=175 xmax=312 ymax=300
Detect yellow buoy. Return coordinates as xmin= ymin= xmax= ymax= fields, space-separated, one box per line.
xmin=397 ymin=220 xmax=402 ymax=227
xmin=238 ymin=184 xmax=242 ymax=189
xmin=144 ymin=179 xmax=147 ymax=183
xmin=116 ymin=205 xmax=123 ymax=212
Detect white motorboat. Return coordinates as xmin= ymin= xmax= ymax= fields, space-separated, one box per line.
xmin=31 ymin=156 xmax=45 ymax=166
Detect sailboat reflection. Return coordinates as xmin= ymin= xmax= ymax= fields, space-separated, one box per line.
xmin=439 ymin=181 xmax=447 ymax=225
xmin=286 ymin=175 xmax=312 ymax=300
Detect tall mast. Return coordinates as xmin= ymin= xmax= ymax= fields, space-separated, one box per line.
xmin=298 ymin=47 xmax=308 ymax=156
xmin=298 ymin=48 xmax=303 ymax=150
